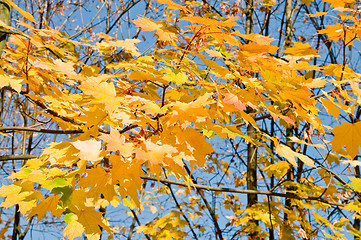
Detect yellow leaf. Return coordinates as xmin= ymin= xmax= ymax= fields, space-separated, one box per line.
xmin=97 ymin=39 xmax=141 ymax=57
xmin=72 ymin=140 xmax=101 ymax=163
xmin=163 ymin=71 xmax=188 ymax=85
xmin=156 ymin=29 xmax=177 ymax=42
xmin=28 ymin=195 xmax=63 ymax=222
xmin=53 ymin=59 xmax=77 ymax=79
xmin=6 ymin=0 xmax=36 ymax=23
xmin=156 ymin=0 xmax=188 ymax=11
xmin=253 ymin=34 xmax=274 ymax=46
xmin=63 ymin=214 xmax=85 ymax=240
xmin=135 ymin=139 xmax=178 ymax=166
xmin=300 ymin=0 xmax=312 ymax=5
xmin=0 ymin=227 xmax=7 ymax=239
xmin=284 ymin=42 xmax=319 ymax=59
xmin=115 ymin=39 xmax=141 ymax=56
xmin=1 ymin=191 xmax=31 ymax=208
xmin=331 ymin=121 xmax=361 ymax=159
xmin=132 ymin=17 xmax=163 ymax=32
xmin=100 ymin=128 xmax=134 ymax=158
xmin=0 ymin=185 xmax=21 ymax=197
xmin=204 ymin=49 xmax=223 ymax=58
xmin=174 ymin=128 xmax=214 ymax=166
xmin=343 ymin=160 xmax=361 ymax=167
xmin=301 ymin=78 xmax=326 ymax=88
xmin=309 ymin=12 xmax=327 ymax=17
xmin=78 ymin=166 xmax=116 ymax=201
xmin=297 ymin=152 xmax=316 ymax=168
xmin=222 ymin=92 xmax=246 ymax=112
xmin=142 ymin=101 xmax=168 ymax=115
xmin=68 ymin=189 xmax=87 ymax=212
xmin=80 ymin=76 xmax=116 ymax=100
xmin=320 ymin=98 xmax=340 ymax=121
xmin=149 ymin=205 xmax=157 ymax=214
xmin=76 ymin=207 xmax=112 ymax=238
xmin=0 ymin=75 xmax=22 ymax=93
xmin=276 ymin=144 xmax=315 ymax=167
xmin=181 ymin=16 xmax=237 ymax=28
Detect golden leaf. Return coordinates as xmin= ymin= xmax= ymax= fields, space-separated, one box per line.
xmin=72 ymin=140 xmax=101 ymax=163
xmin=276 ymin=144 xmax=315 ymax=167
xmin=6 ymin=0 xmax=36 ymax=23
xmin=132 ymin=17 xmax=163 ymax=32
xmin=331 ymin=121 xmax=361 ymax=159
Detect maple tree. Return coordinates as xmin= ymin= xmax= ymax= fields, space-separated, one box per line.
xmin=1 ymin=0 xmax=361 ymax=239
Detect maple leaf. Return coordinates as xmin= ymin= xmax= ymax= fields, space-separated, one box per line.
xmin=331 ymin=121 xmax=361 ymax=159
xmin=0 ymin=75 xmax=22 ymax=92
xmin=135 ymin=139 xmax=178 ymax=166
xmin=253 ymin=34 xmax=275 ymax=45
xmin=6 ymin=0 xmax=36 ymax=23
xmin=68 ymin=189 xmax=87 ymax=212
xmin=284 ymin=42 xmax=319 ymax=59
xmin=53 ymin=59 xmax=77 ymax=78
xmin=114 ymin=39 xmax=141 ymax=56
xmin=132 ymin=17 xmax=176 ymax=42
xmin=96 ymin=39 xmax=141 ymax=57
xmin=28 ymin=195 xmax=63 ymax=222
xmin=80 ymin=76 xmax=116 ymax=100
xmin=163 ymin=70 xmax=189 ymax=85
xmin=63 ymin=213 xmax=85 ymax=240
xmin=76 ymin=207 xmax=112 ymax=239
xmin=78 ymin=166 xmax=116 ymax=201
xmin=156 ymin=0 xmax=188 ymax=12
xmin=276 ymin=144 xmax=315 ymax=167
xmin=348 ymin=177 xmax=361 ymax=192
xmin=156 ymin=29 xmax=178 ymax=42
xmin=99 ymin=127 xmax=134 ymax=158
xmin=181 ymin=16 xmax=238 ymax=28
xmin=0 ymin=183 xmax=36 ymax=210
xmin=204 ymin=49 xmax=224 ymax=58
xmin=132 ymin=17 xmax=163 ymax=32
xmin=320 ymin=98 xmax=340 ymax=121
xmin=72 ymin=139 xmax=101 ymax=163
xmin=0 ymin=184 xmax=22 ymax=197
xmin=222 ymin=92 xmax=246 ymax=112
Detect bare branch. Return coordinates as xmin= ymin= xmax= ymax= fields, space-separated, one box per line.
xmin=0 ymin=126 xmax=83 ymax=134
xmin=140 ymin=175 xmax=345 ymax=207
xmin=0 ymin=154 xmax=38 ymax=161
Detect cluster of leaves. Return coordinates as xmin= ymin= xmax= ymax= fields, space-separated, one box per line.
xmin=1 ymin=0 xmax=361 ymax=239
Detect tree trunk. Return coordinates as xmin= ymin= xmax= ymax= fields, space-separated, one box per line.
xmin=245 ymin=0 xmax=258 ymax=239
xmin=0 ymin=1 xmax=10 ymax=56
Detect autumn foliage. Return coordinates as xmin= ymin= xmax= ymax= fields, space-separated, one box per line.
xmin=1 ymin=0 xmax=361 ymax=239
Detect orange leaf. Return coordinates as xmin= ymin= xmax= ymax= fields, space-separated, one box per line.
xmin=76 ymin=207 xmax=112 ymax=239
xmin=28 ymin=195 xmax=63 ymax=222
xmin=156 ymin=0 xmax=188 ymax=12
xmin=135 ymin=139 xmax=177 ymax=166
xmin=223 ymin=92 xmax=246 ymax=112
xmin=181 ymin=16 xmax=237 ymax=28
xmin=6 ymin=0 xmax=36 ymax=23
xmin=276 ymin=144 xmax=315 ymax=167
xmin=132 ymin=17 xmax=163 ymax=32
xmin=331 ymin=121 xmax=361 ymax=159
xmin=100 ymin=128 xmax=134 ymax=158
xmin=156 ymin=29 xmax=177 ymax=42
xmin=320 ymin=98 xmax=340 ymax=121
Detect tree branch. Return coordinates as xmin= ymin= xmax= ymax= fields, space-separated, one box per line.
xmin=0 ymin=126 xmax=83 ymax=134
xmin=0 ymin=154 xmax=38 ymax=161
xmin=140 ymin=175 xmax=345 ymax=207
